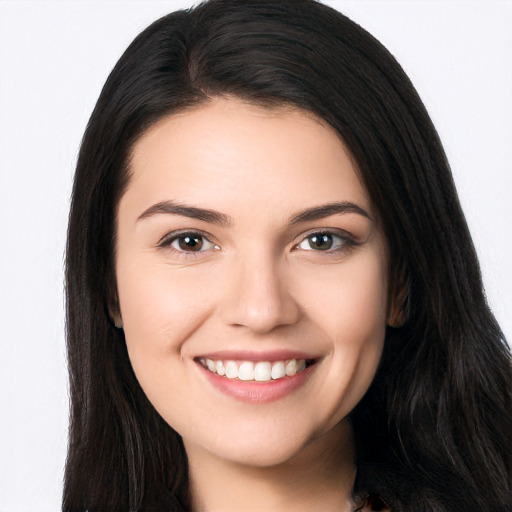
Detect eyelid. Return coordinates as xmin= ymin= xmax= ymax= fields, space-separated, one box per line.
xmin=156 ymin=227 xmax=358 ymax=255
xmin=157 ymin=229 xmax=219 ymax=250
xmin=293 ymin=227 xmax=356 ymax=251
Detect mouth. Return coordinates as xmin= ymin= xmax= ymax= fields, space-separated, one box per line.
xmin=194 ymin=352 xmax=319 ymax=402
xmin=198 ymin=357 xmax=316 ymax=381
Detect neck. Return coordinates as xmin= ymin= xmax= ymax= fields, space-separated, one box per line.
xmin=185 ymin=420 xmax=357 ymax=512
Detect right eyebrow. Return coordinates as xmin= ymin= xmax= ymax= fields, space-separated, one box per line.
xmin=288 ymin=201 xmax=372 ymax=225
xmin=137 ymin=200 xmax=234 ymax=227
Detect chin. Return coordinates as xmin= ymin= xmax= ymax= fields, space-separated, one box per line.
xmin=218 ymin=440 xmax=306 ymax=468
xmin=183 ymin=413 xmax=348 ymax=470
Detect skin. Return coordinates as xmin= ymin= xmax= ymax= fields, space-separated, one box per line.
xmin=115 ymin=97 xmax=392 ymax=511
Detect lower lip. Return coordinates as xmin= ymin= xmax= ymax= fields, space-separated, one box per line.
xmin=198 ymin=363 xmax=316 ymax=403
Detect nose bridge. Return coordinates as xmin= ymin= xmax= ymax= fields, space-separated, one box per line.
xmin=220 ymin=248 xmax=299 ymax=333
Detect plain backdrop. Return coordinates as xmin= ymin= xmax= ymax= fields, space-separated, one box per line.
xmin=0 ymin=1 xmax=510 ymax=511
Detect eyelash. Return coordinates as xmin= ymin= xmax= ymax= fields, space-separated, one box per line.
xmin=157 ymin=230 xmax=220 ymax=257
xmin=293 ymin=229 xmax=356 ymax=254
xmin=157 ymin=228 xmax=356 ymax=258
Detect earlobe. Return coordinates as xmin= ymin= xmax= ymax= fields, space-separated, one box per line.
xmin=113 ymin=314 xmax=123 ymax=329
xmin=109 ymin=304 xmax=123 ymax=329
xmin=107 ymin=290 xmax=123 ymax=329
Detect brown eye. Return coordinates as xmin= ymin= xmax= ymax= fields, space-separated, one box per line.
xmin=296 ymin=231 xmax=351 ymax=253
xmin=177 ymin=234 xmax=204 ymax=252
xmin=165 ymin=232 xmax=218 ymax=253
xmin=307 ymin=233 xmax=334 ymax=251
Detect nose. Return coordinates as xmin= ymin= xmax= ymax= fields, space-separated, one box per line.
xmin=219 ymin=253 xmax=300 ymax=334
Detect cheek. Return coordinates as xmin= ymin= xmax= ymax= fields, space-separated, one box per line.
xmin=293 ymin=251 xmax=388 ymax=420
xmin=115 ymin=259 xmax=222 ymax=426
xmin=326 ymin=254 xmax=388 ymax=371
xmin=115 ymin=258 xmax=215 ymax=373
xmin=296 ymin=250 xmax=388 ymax=340
xmin=333 ymin=264 xmax=388 ymax=344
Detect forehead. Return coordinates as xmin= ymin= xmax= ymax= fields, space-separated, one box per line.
xmin=122 ymin=97 xmax=373 ymax=222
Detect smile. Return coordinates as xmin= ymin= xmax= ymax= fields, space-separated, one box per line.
xmin=199 ymin=358 xmax=310 ymax=381
xmin=195 ymin=351 xmax=319 ymax=402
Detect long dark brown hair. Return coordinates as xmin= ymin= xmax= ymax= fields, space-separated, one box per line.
xmin=64 ymin=1 xmax=511 ymax=510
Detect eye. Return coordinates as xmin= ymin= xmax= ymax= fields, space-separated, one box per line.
xmin=159 ymin=231 xmax=219 ymax=253
xmin=296 ymin=231 xmax=351 ymax=252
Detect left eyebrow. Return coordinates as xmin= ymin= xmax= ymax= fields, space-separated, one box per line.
xmin=289 ymin=202 xmax=372 ymax=224
xmin=137 ymin=200 xmax=233 ymax=227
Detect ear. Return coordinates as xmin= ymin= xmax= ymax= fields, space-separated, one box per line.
xmin=387 ymin=265 xmax=409 ymax=328
xmin=111 ymin=309 xmax=123 ymax=329
xmin=107 ymin=284 xmax=123 ymax=329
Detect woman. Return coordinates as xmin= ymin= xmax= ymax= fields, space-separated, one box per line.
xmin=64 ymin=1 xmax=511 ymax=511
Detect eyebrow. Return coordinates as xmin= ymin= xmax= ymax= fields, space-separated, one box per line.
xmin=137 ymin=200 xmax=234 ymax=227
xmin=289 ymin=201 xmax=372 ymax=224
xmin=137 ymin=200 xmax=371 ymax=227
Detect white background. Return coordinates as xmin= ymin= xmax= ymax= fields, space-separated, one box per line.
xmin=0 ymin=1 xmax=510 ymax=511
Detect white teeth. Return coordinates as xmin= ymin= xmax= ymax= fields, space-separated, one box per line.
xmin=271 ymin=361 xmax=285 ymax=380
xmin=201 ymin=357 xmax=309 ymax=381
xmin=285 ymin=359 xmax=297 ymax=376
xmin=216 ymin=360 xmax=225 ymax=376
xmin=225 ymin=360 xmax=238 ymax=379
xmin=254 ymin=361 xmax=271 ymax=382
xmin=238 ymin=361 xmax=255 ymax=381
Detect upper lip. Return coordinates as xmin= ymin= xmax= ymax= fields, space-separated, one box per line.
xmin=194 ymin=349 xmax=320 ymax=362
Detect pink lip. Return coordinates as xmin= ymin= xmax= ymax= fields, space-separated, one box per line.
xmin=196 ymin=359 xmax=317 ymax=403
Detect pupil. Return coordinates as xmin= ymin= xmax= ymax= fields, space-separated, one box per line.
xmin=179 ymin=235 xmax=203 ymax=251
xmin=310 ymin=234 xmax=333 ymax=250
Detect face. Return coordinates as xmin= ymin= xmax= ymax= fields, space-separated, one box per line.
xmin=115 ymin=98 xmax=390 ymax=468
